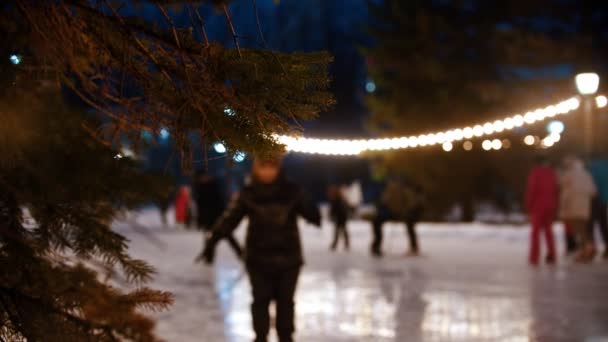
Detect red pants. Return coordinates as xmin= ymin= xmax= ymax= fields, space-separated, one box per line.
xmin=529 ymin=213 xmax=556 ymax=264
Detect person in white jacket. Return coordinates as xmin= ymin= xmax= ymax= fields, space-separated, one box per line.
xmin=560 ymin=156 xmax=597 ymax=263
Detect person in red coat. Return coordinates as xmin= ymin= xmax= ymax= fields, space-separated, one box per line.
xmin=174 ymin=185 xmax=191 ymax=226
xmin=525 ymin=156 xmax=559 ymax=265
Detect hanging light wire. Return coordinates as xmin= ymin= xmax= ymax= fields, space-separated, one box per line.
xmin=274 ymin=95 xmax=601 ymax=156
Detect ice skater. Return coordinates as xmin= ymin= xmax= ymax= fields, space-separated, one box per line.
xmin=328 ymin=185 xmax=349 ymax=251
xmin=371 ymin=180 xmax=424 ymax=257
xmin=588 ymin=158 xmax=608 ymax=259
xmin=193 ymin=170 xmax=242 ymax=259
xmin=200 ymin=154 xmax=321 ymax=342
xmin=560 ymin=156 xmax=597 ymax=263
xmin=525 ymin=155 xmax=559 ymax=265
xmin=174 ymin=185 xmax=192 ymax=228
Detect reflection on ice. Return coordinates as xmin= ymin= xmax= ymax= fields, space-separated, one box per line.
xmin=119 ymin=214 xmax=608 ymax=342
xmin=217 ymin=265 xmax=533 ymax=341
xmin=421 ymin=291 xmax=529 ymax=341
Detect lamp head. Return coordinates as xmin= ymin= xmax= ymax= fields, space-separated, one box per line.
xmin=575 ymin=72 xmax=600 ymax=95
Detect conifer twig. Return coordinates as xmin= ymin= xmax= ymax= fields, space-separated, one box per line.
xmin=189 ymin=1 xmax=209 ymax=47
xmin=222 ymin=4 xmax=242 ymax=57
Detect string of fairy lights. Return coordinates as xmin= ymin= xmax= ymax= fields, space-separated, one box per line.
xmin=275 ymin=95 xmax=608 ymax=156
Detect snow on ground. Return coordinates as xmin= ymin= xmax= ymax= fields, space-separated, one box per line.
xmin=115 ymin=209 xmax=608 ymax=342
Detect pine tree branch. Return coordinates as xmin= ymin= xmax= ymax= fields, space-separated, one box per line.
xmin=222 ymin=4 xmax=242 ymax=57
xmin=252 ymin=0 xmax=267 ymax=47
xmin=154 ymin=1 xmax=181 ymax=49
xmin=189 ymin=1 xmax=209 ymax=47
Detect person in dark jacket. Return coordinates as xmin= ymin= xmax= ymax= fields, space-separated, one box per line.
xmin=194 ymin=171 xmax=242 ymax=258
xmin=328 ymin=185 xmax=349 ymax=251
xmin=404 ymin=184 xmax=424 ymax=256
xmin=201 ymin=156 xmax=321 ymax=342
xmin=371 ymin=181 xmax=424 ymax=257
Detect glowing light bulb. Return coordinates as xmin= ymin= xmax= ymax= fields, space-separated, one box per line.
xmin=453 ymin=129 xmax=464 ymax=141
xmin=524 ymin=111 xmax=536 ymax=124
xmin=547 ymin=120 xmax=565 ymax=135
xmin=524 ymin=135 xmax=535 ymax=146
xmin=513 ymin=115 xmax=524 ymax=127
xmin=160 ymin=128 xmax=170 ymax=139
xmin=213 ymin=142 xmax=227 ymax=154
xmin=550 ymin=133 xmax=561 ymax=142
xmin=569 ymin=97 xmax=580 ymax=110
xmin=482 ymin=140 xmax=492 ymax=151
xmin=493 ymin=120 xmax=505 ymax=132
xmin=9 ymin=54 xmax=21 ymax=65
xmin=545 ymin=105 xmax=557 ymax=117
xmin=491 ymin=139 xmax=502 ymax=150
xmin=502 ymin=139 xmax=511 ymax=149
xmin=542 ymin=137 xmax=555 ymax=148
xmin=224 ymin=107 xmax=235 ymax=116
xmin=463 ymin=127 xmax=474 ymax=139
xmin=596 ymin=95 xmax=608 ymax=108
xmin=442 ymin=141 xmax=453 ymax=152
xmin=503 ymin=118 xmax=514 ymax=130
xmin=483 ymin=123 xmax=494 ymax=135
xmin=473 ymin=125 xmax=484 ymax=137
xmin=463 ymin=141 xmax=473 ymax=151
xmin=365 ymin=80 xmax=376 ymax=93
xmin=409 ymin=137 xmax=419 ymax=147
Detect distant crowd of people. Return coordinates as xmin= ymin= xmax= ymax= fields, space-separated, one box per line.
xmin=525 ymin=155 xmax=608 ymax=265
xmin=152 ymin=153 xmax=605 ymax=342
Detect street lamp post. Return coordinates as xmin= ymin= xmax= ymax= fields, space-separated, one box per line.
xmin=575 ymin=72 xmax=600 ymax=160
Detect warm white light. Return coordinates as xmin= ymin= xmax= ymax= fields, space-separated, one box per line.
xmin=442 ymin=141 xmax=453 ymax=152
xmin=482 ymin=140 xmax=492 ymax=151
xmin=483 ymin=123 xmax=494 ymax=135
xmin=274 ymin=94 xmax=599 ymax=155
xmin=213 ymin=142 xmax=227 ymax=154
xmin=568 ymin=97 xmax=580 ymax=110
xmin=121 ymin=148 xmax=135 ymax=158
xmin=493 ymin=120 xmax=505 ymax=132
xmin=463 ymin=141 xmax=473 ymax=151
xmin=435 ymin=132 xmax=445 ymax=144
xmin=575 ymin=72 xmax=600 ymax=95
xmin=545 ymin=105 xmax=557 ymax=117
xmin=453 ymin=129 xmax=464 ymax=141
xmin=549 ymin=133 xmax=561 ymax=142
xmin=463 ymin=127 xmax=474 ymax=139
xmin=473 ymin=125 xmax=484 ymax=137
xmin=596 ymin=95 xmax=608 ymax=108
xmin=502 ymin=139 xmax=511 ymax=149
xmin=547 ymin=120 xmax=565 ymax=135
xmin=491 ymin=139 xmax=502 ymax=150
xmin=524 ymin=135 xmax=535 ymax=146
xmin=524 ymin=111 xmax=536 ymax=124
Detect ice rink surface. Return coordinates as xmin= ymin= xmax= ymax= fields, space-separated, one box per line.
xmin=116 ymin=210 xmax=608 ymax=342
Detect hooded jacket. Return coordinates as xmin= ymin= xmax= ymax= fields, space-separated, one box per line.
xmin=560 ymin=159 xmax=597 ymax=220
xmin=208 ymin=175 xmax=321 ymax=269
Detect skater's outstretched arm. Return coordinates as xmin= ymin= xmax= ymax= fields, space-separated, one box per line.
xmin=296 ymin=189 xmax=321 ymax=227
xmin=202 ymin=194 xmax=246 ymax=263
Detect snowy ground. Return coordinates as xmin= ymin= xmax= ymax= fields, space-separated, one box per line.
xmin=115 ymin=210 xmax=608 ymax=342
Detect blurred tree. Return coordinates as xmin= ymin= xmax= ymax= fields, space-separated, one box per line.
xmin=366 ymin=0 xmax=607 ymax=220
xmin=6 ymin=0 xmax=333 ymax=170
xmin=0 ymin=0 xmax=332 ymax=340
xmin=0 ymin=81 xmax=174 ymax=340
